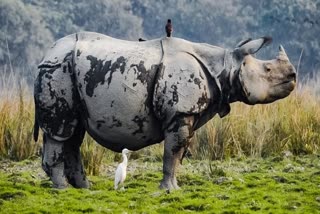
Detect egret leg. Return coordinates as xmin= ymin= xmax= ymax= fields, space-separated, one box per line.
xmin=160 ymin=116 xmax=194 ymax=190
xmin=42 ymin=134 xmax=68 ymax=189
xmin=64 ymin=125 xmax=89 ymax=188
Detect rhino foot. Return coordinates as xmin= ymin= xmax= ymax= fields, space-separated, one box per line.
xmin=50 ymin=162 xmax=69 ymax=189
xmin=44 ymin=161 xmax=68 ymax=189
xmin=159 ymin=177 xmax=180 ymax=190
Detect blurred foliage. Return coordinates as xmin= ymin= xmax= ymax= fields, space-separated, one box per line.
xmin=0 ymin=0 xmax=53 ymax=74
xmin=0 ymin=0 xmax=319 ymax=78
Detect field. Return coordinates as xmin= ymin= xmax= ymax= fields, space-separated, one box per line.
xmin=0 ymin=155 xmax=320 ymax=213
xmin=1 ymin=74 xmax=320 ymax=213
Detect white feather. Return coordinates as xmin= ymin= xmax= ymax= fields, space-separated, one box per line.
xmin=114 ymin=148 xmax=131 ymax=190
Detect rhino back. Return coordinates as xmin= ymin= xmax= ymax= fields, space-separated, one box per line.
xmin=74 ymin=33 xmax=164 ymax=150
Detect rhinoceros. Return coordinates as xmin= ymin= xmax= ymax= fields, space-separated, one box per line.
xmin=34 ymin=32 xmax=296 ymax=190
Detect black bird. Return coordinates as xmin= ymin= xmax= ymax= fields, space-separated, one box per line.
xmin=165 ymin=19 xmax=173 ymax=37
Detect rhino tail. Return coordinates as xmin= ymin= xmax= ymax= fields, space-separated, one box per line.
xmin=33 ymin=108 xmax=39 ymax=142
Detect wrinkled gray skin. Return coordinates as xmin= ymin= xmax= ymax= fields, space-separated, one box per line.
xmin=34 ymin=32 xmax=296 ymax=190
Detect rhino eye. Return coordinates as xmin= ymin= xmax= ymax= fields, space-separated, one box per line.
xmin=264 ymin=64 xmax=272 ymax=72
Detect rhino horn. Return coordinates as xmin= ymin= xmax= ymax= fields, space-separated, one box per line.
xmin=278 ymin=45 xmax=289 ymax=61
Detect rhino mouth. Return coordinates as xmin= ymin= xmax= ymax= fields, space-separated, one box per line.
xmin=275 ymin=80 xmax=295 ymax=88
xmin=275 ymin=71 xmax=296 ymax=87
xmin=273 ymin=80 xmax=295 ymax=97
xmin=268 ymin=82 xmax=295 ymax=101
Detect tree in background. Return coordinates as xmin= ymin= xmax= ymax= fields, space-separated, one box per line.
xmin=131 ymin=0 xmax=320 ymax=76
xmin=0 ymin=0 xmax=53 ymax=75
xmin=0 ymin=0 xmax=143 ymax=76
xmin=0 ymin=0 xmax=319 ymax=79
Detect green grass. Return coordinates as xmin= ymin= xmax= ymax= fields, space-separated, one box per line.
xmin=0 ymin=155 xmax=319 ymax=213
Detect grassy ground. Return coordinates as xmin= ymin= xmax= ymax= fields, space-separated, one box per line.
xmin=0 ymin=155 xmax=319 ymax=213
xmin=1 ymin=74 xmax=320 ymax=213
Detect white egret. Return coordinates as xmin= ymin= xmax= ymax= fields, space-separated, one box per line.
xmin=114 ymin=148 xmax=131 ymax=190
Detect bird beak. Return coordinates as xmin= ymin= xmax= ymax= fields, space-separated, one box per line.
xmin=122 ymin=148 xmax=133 ymax=154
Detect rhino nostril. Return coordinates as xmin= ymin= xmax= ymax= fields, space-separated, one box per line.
xmin=288 ymin=72 xmax=296 ymax=81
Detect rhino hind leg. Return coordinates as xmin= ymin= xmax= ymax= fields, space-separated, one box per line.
xmin=42 ymin=124 xmax=89 ymax=189
xmin=42 ymin=134 xmax=68 ymax=189
xmin=160 ymin=116 xmax=194 ymax=190
xmin=64 ymin=125 xmax=89 ymax=188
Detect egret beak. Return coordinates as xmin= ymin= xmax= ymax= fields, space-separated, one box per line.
xmin=121 ymin=148 xmax=132 ymax=154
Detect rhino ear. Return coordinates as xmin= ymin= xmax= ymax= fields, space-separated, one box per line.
xmin=235 ymin=36 xmax=272 ymax=56
xmin=236 ymin=38 xmax=252 ymax=48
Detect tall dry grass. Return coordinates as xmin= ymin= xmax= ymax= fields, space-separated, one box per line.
xmin=1 ymin=71 xmax=320 ymax=174
xmin=0 ymin=72 xmax=39 ymax=161
xmin=192 ymin=85 xmax=320 ymax=159
xmin=80 ymin=135 xmax=113 ymax=176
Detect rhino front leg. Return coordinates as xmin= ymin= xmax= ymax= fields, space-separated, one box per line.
xmin=64 ymin=125 xmax=89 ymax=188
xmin=160 ymin=116 xmax=194 ymax=190
xmin=42 ymin=134 xmax=68 ymax=189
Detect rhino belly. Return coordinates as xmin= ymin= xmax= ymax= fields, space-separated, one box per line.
xmin=76 ymin=51 xmax=163 ymax=151
xmin=86 ymin=111 xmax=163 ymax=151
xmin=84 ymin=81 xmax=164 ymax=151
